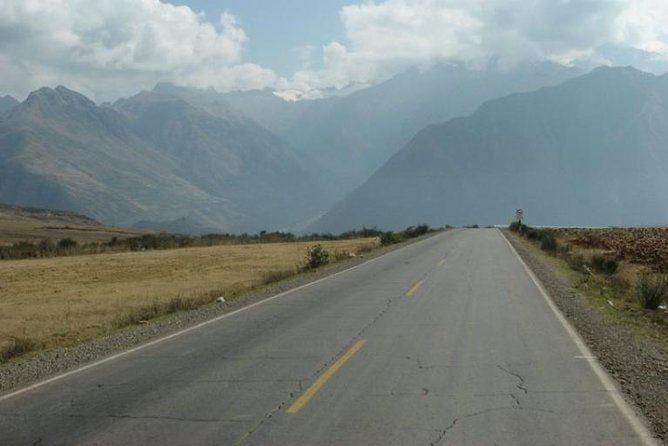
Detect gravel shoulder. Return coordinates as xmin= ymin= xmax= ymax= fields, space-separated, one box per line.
xmin=504 ymin=230 xmax=668 ymax=444
xmin=0 ymin=232 xmax=442 ymax=396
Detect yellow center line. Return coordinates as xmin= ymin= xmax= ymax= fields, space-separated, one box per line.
xmin=287 ymin=339 xmax=367 ymax=414
xmin=437 ymin=259 xmax=445 ymax=267
xmin=405 ymin=279 xmax=425 ymax=297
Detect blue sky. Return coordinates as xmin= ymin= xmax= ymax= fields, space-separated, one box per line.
xmin=173 ymin=0 xmax=352 ymax=77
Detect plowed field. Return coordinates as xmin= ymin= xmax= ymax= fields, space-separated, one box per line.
xmin=554 ymin=227 xmax=668 ymax=271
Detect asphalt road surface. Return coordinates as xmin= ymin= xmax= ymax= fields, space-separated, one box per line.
xmin=0 ymin=229 xmax=657 ymax=445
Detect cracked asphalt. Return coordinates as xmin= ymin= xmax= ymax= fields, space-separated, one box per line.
xmin=0 ymin=229 xmax=657 ymax=445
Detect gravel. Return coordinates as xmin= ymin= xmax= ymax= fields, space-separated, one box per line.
xmin=505 ymin=231 xmax=668 ymax=444
xmin=5 ymin=230 xmax=664 ymax=443
xmin=0 ymin=234 xmax=435 ymax=395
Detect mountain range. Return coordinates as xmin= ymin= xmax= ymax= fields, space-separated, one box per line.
xmin=1 ymin=64 xmax=667 ymax=234
xmin=219 ymin=62 xmax=582 ymax=194
xmin=0 ymin=86 xmax=329 ymax=233
xmin=310 ymin=66 xmax=668 ymax=231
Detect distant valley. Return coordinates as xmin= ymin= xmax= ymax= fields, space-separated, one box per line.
xmin=220 ymin=61 xmax=582 ymax=194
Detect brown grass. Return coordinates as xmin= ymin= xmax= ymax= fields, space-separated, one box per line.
xmin=0 ymin=238 xmax=378 ymax=359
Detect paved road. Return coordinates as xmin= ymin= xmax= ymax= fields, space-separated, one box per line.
xmin=0 ymin=229 xmax=656 ymax=445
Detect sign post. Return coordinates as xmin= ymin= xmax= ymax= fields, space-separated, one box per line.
xmin=515 ymin=209 xmax=524 ymax=230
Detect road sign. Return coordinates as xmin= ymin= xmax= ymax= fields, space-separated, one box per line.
xmin=516 ymin=209 xmax=524 ymax=222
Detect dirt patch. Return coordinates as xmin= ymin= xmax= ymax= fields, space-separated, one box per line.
xmin=505 ymin=231 xmax=668 ymax=443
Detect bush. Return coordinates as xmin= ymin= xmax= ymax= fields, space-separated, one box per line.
xmin=380 ymin=231 xmax=402 ymax=246
xmin=591 ymin=255 xmax=618 ymax=276
xmin=404 ymin=224 xmax=430 ymax=238
xmin=57 ymin=238 xmax=78 ymax=249
xmin=525 ymin=227 xmax=541 ymax=241
xmin=564 ymin=253 xmax=587 ymax=273
xmin=516 ymin=224 xmax=558 ymax=254
xmin=539 ymin=232 xmax=558 ymax=253
xmin=0 ymin=336 xmax=36 ymax=362
xmin=636 ymin=273 xmax=668 ymax=310
xmin=305 ymin=244 xmax=330 ymax=269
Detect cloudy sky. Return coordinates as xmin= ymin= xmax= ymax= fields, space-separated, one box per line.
xmin=1 ymin=0 xmax=668 ymax=101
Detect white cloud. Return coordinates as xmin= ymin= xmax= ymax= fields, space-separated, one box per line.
xmin=2 ymin=0 xmax=667 ymax=102
xmin=279 ymin=0 xmax=668 ymax=97
xmin=0 ymin=0 xmax=276 ymax=101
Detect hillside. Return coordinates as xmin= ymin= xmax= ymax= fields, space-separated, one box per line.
xmin=114 ymin=91 xmax=333 ymax=232
xmin=0 ymin=202 xmax=149 ymax=246
xmin=310 ymin=66 xmax=668 ymax=232
xmin=0 ymin=86 xmax=331 ymax=234
xmin=0 ymin=96 xmax=18 ymax=114
xmin=0 ymin=86 xmax=234 ymax=231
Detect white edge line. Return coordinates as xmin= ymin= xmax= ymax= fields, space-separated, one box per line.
xmin=0 ymin=232 xmax=446 ymax=403
xmin=498 ymin=229 xmax=658 ymax=445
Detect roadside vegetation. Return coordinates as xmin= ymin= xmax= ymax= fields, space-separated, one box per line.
xmin=0 ymin=238 xmax=379 ymax=363
xmin=378 ymin=224 xmax=434 ymax=246
xmin=0 ymin=227 xmax=395 ymax=261
xmin=0 ymin=224 xmax=440 ymax=363
xmin=508 ymin=222 xmax=667 ymax=343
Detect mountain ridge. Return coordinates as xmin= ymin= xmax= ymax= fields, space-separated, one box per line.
xmin=0 ymin=85 xmax=329 ymax=233
xmin=309 ymin=66 xmax=668 ymax=232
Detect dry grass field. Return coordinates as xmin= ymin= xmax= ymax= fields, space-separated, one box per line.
xmin=0 ymin=238 xmax=378 ymax=360
xmin=0 ymin=203 xmax=150 ymax=246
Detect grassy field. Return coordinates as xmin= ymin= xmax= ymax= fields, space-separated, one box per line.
xmin=0 ymin=203 xmax=150 ymax=246
xmin=0 ymin=238 xmax=378 ymax=361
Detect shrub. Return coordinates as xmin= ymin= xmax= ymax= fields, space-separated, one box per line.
xmin=591 ymin=255 xmax=618 ymax=276
xmin=525 ymin=227 xmax=541 ymax=241
xmin=380 ymin=231 xmax=402 ymax=246
xmin=636 ymin=273 xmax=668 ymax=310
xmin=539 ymin=231 xmax=558 ymax=253
xmin=564 ymin=253 xmax=587 ymax=273
xmin=38 ymin=239 xmax=55 ymax=254
xmin=305 ymin=244 xmax=330 ymax=269
xmin=404 ymin=224 xmax=430 ymax=238
xmin=0 ymin=336 xmax=36 ymax=362
xmin=57 ymin=238 xmax=78 ymax=249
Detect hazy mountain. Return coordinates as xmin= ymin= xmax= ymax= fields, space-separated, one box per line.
xmin=221 ymin=62 xmax=583 ymax=194
xmin=0 ymin=86 xmax=237 ymax=230
xmin=114 ymin=90 xmax=333 ymax=232
xmin=310 ymin=66 xmax=668 ymax=232
xmin=0 ymin=95 xmax=18 ymax=114
xmin=0 ymin=84 xmax=336 ymax=233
